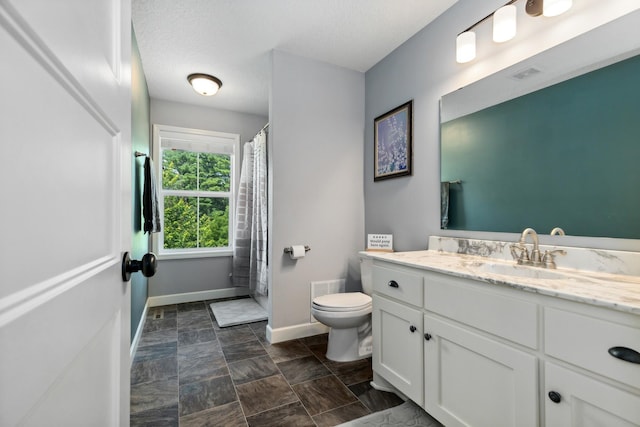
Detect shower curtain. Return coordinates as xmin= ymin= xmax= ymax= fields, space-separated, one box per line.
xmin=233 ymin=128 xmax=268 ymax=296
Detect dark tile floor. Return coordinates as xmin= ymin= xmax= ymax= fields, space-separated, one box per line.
xmin=130 ymin=300 xmax=404 ymax=426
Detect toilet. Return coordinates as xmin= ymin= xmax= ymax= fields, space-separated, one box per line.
xmin=311 ymin=258 xmax=373 ymax=362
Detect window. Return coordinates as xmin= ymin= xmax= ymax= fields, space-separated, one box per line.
xmin=152 ymin=125 xmax=239 ymax=258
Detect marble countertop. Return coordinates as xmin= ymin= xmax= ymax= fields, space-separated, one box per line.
xmin=363 ymin=249 xmax=640 ymax=315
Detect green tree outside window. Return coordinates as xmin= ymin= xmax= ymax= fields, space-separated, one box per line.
xmin=162 ymin=150 xmax=230 ymax=249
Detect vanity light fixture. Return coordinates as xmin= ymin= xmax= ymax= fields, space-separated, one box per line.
xmin=456 ymin=0 xmax=518 ymax=64
xmin=542 ymin=0 xmax=572 ymax=17
xmin=456 ymin=0 xmax=573 ymax=64
xmin=456 ymin=31 xmax=476 ymax=63
xmin=187 ymin=73 xmax=222 ymax=96
xmin=493 ymin=4 xmax=517 ymax=43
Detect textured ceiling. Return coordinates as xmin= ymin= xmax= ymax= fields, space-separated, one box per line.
xmin=132 ymin=0 xmax=458 ymax=116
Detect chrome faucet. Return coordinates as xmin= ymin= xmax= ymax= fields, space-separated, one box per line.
xmin=511 ymin=227 xmax=567 ymax=268
xmin=511 ymin=228 xmax=542 ymax=266
xmin=541 ymin=249 xmax=566 ymax=269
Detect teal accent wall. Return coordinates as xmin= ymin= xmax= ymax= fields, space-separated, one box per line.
xmin=441 ymin=54 xmax=640 ymax=239
xmin=131 ymin=27 xmax=151 ymax=342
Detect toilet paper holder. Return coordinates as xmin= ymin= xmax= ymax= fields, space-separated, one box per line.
xmin=283 ymin=245 xmax=311 ymax=254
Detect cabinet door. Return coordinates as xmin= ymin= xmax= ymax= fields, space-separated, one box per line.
xmin=372 ymin=295 xmax=423 ymax=405
xmin=545 ymin=307 xmax=640 ymax=390
xmin=424 ymin=314 xmax=538 ymax=427
xmin=545 ymin=362 xmax=640 ymax=427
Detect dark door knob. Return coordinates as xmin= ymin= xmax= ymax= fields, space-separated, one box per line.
xmin=409 ymin=325 xmax=417 ymax=333
xmin=424 ymin=333 xmax=432 ymax=341
xmin=388 ymin=280 xmax=399 ymax=288
xmin=548 ymin=391 xmax=562 ymax=403
xmin=122 ymin=252 xmax=157 ymax=281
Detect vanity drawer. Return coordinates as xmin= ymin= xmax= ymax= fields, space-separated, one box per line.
xmin=545 ymin=307 xmax=640 ymax=389
xmin=424 ymin=271 xmax=538 ymax=349
xmin=372 ymin=264 xmax=423 ymax=307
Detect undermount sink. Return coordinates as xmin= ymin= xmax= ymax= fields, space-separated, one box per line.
xmin=472 ymin=262 xmax=571 ymax=280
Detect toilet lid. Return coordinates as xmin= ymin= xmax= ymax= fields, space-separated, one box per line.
xmin=312 ymin=292 xmax=372 ymax=312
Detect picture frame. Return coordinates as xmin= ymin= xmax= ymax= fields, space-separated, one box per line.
xmin=374 ymin=100 xmax=413 ymax=181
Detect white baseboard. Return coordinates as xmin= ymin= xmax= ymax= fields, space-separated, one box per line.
xmin=267 ymin=321 xmax=329 ymax=344
xmin=148 ymin=287 xmax=251 ymax=307
xmin=130 ymin=301 xmax=149 ymax=366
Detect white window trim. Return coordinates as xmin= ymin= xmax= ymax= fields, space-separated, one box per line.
xmin=151 ymin=124 xmax=240 ymax=260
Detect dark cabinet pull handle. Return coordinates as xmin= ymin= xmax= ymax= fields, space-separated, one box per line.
xmin=548 ymin=391 xmax=562 ymax=403
xmin=608 ymin=346 xmax=640 ymax=364
xmin=388 ymin=280 xmax=399 ymax=288
xmin=424 ymin=333 xmax=432 ymax=341
xmin=409 ymin=325 xmax=417 ymax=333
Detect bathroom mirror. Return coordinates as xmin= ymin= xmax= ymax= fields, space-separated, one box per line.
xmin=440 ymin=12 xmax=640 ymax=239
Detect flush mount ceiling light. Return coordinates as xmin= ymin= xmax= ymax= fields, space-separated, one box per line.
xmin=187 ymin=73 xmax=222 ymax=96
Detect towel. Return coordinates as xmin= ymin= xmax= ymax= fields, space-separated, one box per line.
xmin=440 ymin=182 xmax=450 ymax=229
xmin=143 ymin=157 xmax=161 ymax=234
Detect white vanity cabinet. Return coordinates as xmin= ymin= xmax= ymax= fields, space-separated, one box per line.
xmin=421 ymin=269 xmax=538 ymax=427
xmin=370 ymin=258 xmax=640 ymax=427
xmin=423 ymin=314 xmax=538 ymax=427
xmin=371 ymin=264 xmax=424 ymax=405
xmin=544 ymin=362 xmax=640 ymax=427
xmin=543 ymin=306 xmax=640 ymax=427
xmin=372 ymin=295 xmax=423 ymax=404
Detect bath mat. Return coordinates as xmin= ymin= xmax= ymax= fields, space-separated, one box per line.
xmin=209 ymin=298 xmax=267 ymax=327
xmin=337 ymin=400 xmax=442 ymax=427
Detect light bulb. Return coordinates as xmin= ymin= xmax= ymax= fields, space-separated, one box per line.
xmin=493 ymin=5 xmax=517 ymax=43
xmin=456 ymin=31 xmax=476 ymax=63
xmin=543 ymin=0 xmax=572 ymax=17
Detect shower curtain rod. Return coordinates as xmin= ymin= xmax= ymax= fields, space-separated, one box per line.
xmin=259 ymin=123 xmax=269 ymax=133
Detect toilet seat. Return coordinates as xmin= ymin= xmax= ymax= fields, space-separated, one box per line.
xmin=312 ymin=292 xmax=372 ymax=312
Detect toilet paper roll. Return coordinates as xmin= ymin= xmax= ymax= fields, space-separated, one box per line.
xmin=289 ymin=245 xmax=306 ymax=260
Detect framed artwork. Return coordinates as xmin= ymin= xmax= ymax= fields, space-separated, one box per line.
xmin=374 ymin=100 xmax=413 ymax=181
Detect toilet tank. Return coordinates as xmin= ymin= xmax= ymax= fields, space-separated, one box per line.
xmin=360 ymin=257 xmax=373 ymax=295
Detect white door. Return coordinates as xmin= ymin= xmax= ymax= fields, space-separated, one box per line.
xmin=0 ymin=0 xmax=132 ymax=425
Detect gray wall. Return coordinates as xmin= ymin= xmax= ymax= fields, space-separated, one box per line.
xmin=131 ymin=29 xmax=150 ymax=341
xmin=364 ymin=0 xmax=640 ymax=252
xmin=269 ymin=50 xmax=365 ymax=329
xmin=149 ymin=99 xmax=267 ymax=297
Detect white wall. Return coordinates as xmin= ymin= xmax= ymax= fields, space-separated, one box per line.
xmin=269 ymin=50 xmax=365 ymax=331
xmin=151 ymin=98 xmax=267 ymax=142
xmin=365 ymin=0 xmax=640 ymax=252
xmin=148 ymin=99 xmax=267 ymax=297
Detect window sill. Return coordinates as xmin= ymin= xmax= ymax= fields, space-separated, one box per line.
xmin=156 ymin=250 xmax=233 ymax=261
